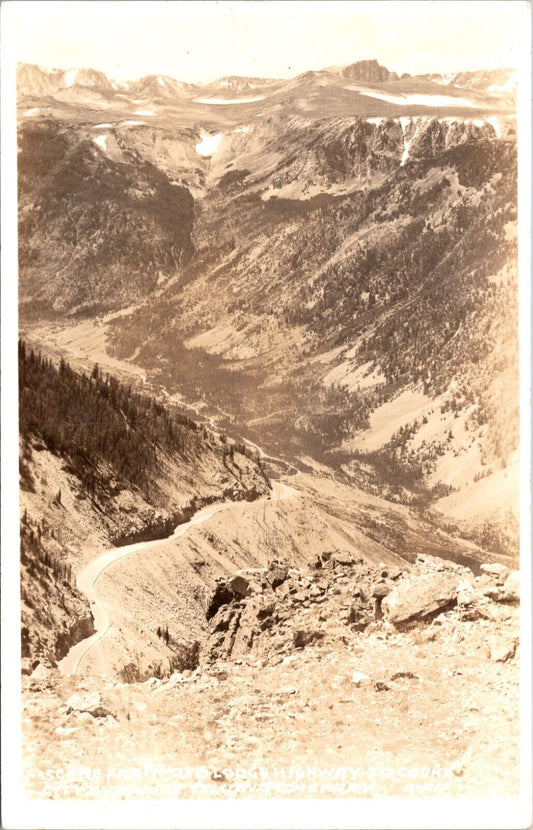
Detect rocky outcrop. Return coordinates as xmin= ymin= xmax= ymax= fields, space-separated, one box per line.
xmin=205 ymin=553 xmax=386 ymax=662
xmin=55 ymin=615 xmax=95 ymax=662
xmin=381 ymin=572 xmax=460 ymax=625
xmin=203 ymin=551 xmax=520 ymax=664
xmin=66 ymin=692 xmax=115 ymax=718
xmin=17 ymin=64 xmax=114 ymax=97
xmin=341 ymin=60 xmax=394 ymax=83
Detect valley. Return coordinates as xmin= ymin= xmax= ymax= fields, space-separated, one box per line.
xmin=15 ymin=54 xmax=523 ymax=805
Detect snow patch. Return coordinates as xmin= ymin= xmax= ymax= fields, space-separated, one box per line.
xmin=195 ymin=133 xmax=222 ymax=157
xmin=194 ymin=96 xmax=265 ymax=105
xmin=157 ymin=76 xmax=165 ymax=88
xmin=64 ymin=69 xmax=79 ymax=88
xmin=121 ymin=120 xmax=145 ymax=126
xmin=487 ymin=116 xmax=502 ymax=138
xmin=488 ymin=73 xmax=517 ymax=93
xmin=399 ymin=117 xmax=422 ymax=166
xmin=233 ymin=125 xmax=251 ymax=134
xmin=356 ymin=88 xmax=482 ymax=109
xmin=93 ymin=123 xmax=112 ymax=129
xmin=24 ymin=108 xmax=40 ymax=116
xmin=429 ymin=73 xmax=456 ymax=86
xmin=134 ymin=109 xmax=154 ymax=116
xmin=366 ymin=117 xmax=385 ymax=126
xmin=93 ymin=134 xmax=108 ymax=152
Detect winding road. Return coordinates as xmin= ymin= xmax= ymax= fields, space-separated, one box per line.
xmin=57 ymin=480 xmax=297 ymax=675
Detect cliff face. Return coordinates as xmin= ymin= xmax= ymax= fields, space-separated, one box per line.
xmin=20 ymin=517 xmax=95 ymax=665
xmin=340 ymin=59 xmax=397 ymax=83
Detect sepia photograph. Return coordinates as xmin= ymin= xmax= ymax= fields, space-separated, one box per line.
xmin=1 ymin=1 xmax=531 ymax=827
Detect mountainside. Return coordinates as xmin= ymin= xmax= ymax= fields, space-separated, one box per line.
xmin=19 ymin=342 xmax=270 ymax=663
xmin=17 ymin=63 xmax=116 ymax=97
xmin=18 ymin=120 xmax=194 ymax=314
xmin=104 ymin=115 xmax=517 ymax=533
xmin=17 ymin=58 xmax=518 ymax=544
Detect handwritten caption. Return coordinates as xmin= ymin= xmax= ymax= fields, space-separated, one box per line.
xmin=38 ymin=764 xmax=454 ymax=797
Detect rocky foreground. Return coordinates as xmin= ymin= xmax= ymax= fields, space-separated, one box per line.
xmin=22 ymin=553 xmax=520 ymax=799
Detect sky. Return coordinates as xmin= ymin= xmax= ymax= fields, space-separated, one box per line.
xmin=7 ymin=0 xmax=528 ymax=83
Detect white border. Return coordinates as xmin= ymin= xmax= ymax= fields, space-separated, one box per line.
xmin=1 ymin=2 xmax=531 ymax=828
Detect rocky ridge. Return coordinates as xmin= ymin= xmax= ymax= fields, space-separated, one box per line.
xmin=203 ymin=551 xmax=520 ymax=665
xmin=21 ymin=551 xmax=520 ymax=799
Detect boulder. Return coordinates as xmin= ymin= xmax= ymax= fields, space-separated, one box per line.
xmin=268 ymin=567 xmax=288 ymax=589
xmin=501 ymin=571 xmax=520 ymax=604
xmin=331 ymin=552 xmax=354 ymax=567
xmin=256 ymin=600 xmax=276 ymax=620
xmin=372 ymin=582 xmax=391 ymax=599
xmin=229 ymin=574 xmax=252 ymax=597
xmin=348 ymin=601 xmax=372 ymax=629
xmin=293 ymin=629 xmax=324 ymax=649
xmin=66 ymin=692 xmax=114 ymax=718
xmin=456 ymin=581 xmax=476 ymax=607
xmin=30 ymin=662 xmax=52 ymax=680
xmin=480 ymin=563 xmax=510 ymax=584
xmin=381 ymin=573 xmax=460 ymax=625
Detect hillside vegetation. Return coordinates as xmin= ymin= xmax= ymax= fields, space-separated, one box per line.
xmin=18 ymin=121 xmax=194 ymax=314
xmin=19 ymin=340 xmax=269 ymax=662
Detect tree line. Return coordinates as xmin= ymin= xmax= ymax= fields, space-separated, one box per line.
xmin=19 ymin=339 xmax=206 ymax=494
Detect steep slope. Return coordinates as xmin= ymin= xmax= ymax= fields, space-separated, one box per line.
xmin=19 ymin=342 xmax=270 ymax=664
xmin=18 ymin=120 xmax=194 ymax=314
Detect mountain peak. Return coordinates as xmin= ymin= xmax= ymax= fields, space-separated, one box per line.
xmin=341 ymin=59 xmax=397 ymax=83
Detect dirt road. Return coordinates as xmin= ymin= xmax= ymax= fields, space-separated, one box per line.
xmin=57 ymin=481 xmax=296 ymax=675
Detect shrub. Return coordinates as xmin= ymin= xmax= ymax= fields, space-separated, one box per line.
xmin=118 ymin=662 xmax=147 ymax=683
xmin=169 ymin=640 xmax=201 ymax=673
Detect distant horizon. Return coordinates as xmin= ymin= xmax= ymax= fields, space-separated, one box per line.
xmin=16 ymin=56 xmax=517 ymax=89
xmin=8 ymin=1 xmax=527 ymax=86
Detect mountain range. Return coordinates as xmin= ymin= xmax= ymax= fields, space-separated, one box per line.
xmin=18 ymin=55 xmax=519 ymax=553
xmin=17 ymin=58 xmax=517 ymax=99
